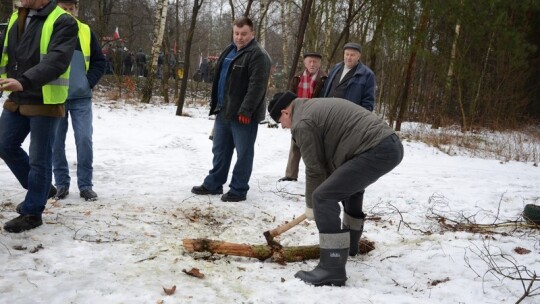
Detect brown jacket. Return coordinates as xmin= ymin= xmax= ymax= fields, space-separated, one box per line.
xmin=289 ymin=70 xmax=327 ymax=98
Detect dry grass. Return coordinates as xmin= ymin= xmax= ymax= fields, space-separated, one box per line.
xmin=400 ymin=123 xmax=540 ymax=166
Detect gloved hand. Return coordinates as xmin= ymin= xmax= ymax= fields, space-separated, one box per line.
xmin=305 ymin=206 xmax=314 ymax=220
xmin=238 ymin=114 xmax=251 ymax=124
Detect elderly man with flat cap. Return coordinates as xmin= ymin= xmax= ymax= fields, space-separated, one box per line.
xmin=267 ymin=92 xmax=403 ymax=286
xmin=321 ymin=42 xmax=375 ymax=112
xmin=278 ymin=52 xmax=327 ymax=182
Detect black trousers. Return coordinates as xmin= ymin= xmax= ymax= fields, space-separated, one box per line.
xmin=313 ymin=134 xmax=404 ymax=233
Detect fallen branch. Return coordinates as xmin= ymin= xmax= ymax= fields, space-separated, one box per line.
xmin=182 ymin=238 xmax=375 ymax=263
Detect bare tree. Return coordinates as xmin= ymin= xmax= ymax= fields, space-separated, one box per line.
xmin=141 ymin=0 xmax=169 ymax=103
xmin=286 ymin=0 xmax=314 ymax=89
xmin=175 ymin=0 xmax=204 ymax=116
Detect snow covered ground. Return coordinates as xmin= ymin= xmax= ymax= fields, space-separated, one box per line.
xmin=0 ymin=94 xmax=539 ymax=304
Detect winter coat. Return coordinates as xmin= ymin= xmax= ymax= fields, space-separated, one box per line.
xmin=290 ymin=97 xmax=395 ymax=207
xmin=321 ymin=62 xmax=376 ymax=111
xmin=289 ymin=70 xmax=328 ymax=97
xmin=67 ymin=28 xmax=105 ymax=100
xmin=209 ymin=39 xmax=272 ymax=122
xmin=1 ymin=3 xmax=77 ymax=112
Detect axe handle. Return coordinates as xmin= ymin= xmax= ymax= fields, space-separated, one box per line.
xmin=268 ymin=214 xmax=307 ymax=238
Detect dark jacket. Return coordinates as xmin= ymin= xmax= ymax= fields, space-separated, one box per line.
xmin=321 ymin=62 xmax=376 ymax=111
xmin=209 ymin=39 xmax=272 ymax=122
xmin=290 ymin=70 xmax=327 ymax=97
xmin=290 ymin=97 xmax=395 ymax=207
xmin=67 ymin=28 xmax=105 ymax=100
xmin=1 ymin=3 xmax=78 ymax=107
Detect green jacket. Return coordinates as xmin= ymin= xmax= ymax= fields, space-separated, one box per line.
xmin=291 ymin=97 xmax=395 ymax=208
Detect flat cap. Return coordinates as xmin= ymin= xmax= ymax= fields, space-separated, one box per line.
xmin=303 ymin=52 xmax=322 ymax=59
xmin=343 ymin=42 xmax=362 ymax=53
xmin=268 ymin=91 xmax=297 ymax=123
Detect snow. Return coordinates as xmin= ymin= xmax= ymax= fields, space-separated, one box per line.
xmin=1 ymin=94 xmax=539 ymax=304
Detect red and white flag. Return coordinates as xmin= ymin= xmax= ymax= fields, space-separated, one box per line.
xmin=113 ymin=26 xmax=120 ymax=40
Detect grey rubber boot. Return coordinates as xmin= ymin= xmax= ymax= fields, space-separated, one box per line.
xmin=342 ymin=212 xmax=365 ymax=256
xmin=294 ymin=232 xmax=349 ymax=286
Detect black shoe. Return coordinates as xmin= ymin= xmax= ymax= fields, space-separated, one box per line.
xmin=191 ymin=185 xmax=223 ymax=195
xmin=55 ymin=186 xmax=69 ymax=200
xmin=3 ymin=214 xmax=43 ymax=233
xmin=48 ymin=185 xmax=57 ymax=199
xmin=278 ymin=176 xmax=297 ymax=182
xmin=220 ymin=192 xmax=246 ymax=202
xmin=80 ymin=189 xmax=98 ymax=201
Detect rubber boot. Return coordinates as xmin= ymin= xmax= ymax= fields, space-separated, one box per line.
xmin=294 ymin=232 xmax=349 ymax=286
xmin=342 ymin=212 xmax=365 ymax=256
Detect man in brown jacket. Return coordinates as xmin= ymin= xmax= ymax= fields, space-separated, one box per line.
xmin=278 ymin=52 xmax=327 ymax=182
xmin=268 ymin=92 xmax=403 ymax=286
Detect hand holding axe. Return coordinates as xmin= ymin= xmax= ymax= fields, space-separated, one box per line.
xmin=263 ymin=213 xmax=307 ymax=249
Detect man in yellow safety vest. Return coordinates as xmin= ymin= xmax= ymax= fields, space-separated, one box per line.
xmin=0 ymin=0 xmax=78 ymax=233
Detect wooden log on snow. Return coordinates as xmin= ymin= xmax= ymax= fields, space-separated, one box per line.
xmin=182 ymin=238 xmax=375 ymax=263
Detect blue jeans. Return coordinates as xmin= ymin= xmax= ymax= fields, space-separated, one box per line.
xmin=0 ymin=109 xmax=61 ymax=215
xmin=203 ymin=113 xmax=258 ymax=197
xmin=53 ymin=98 xmax=94 ymax=190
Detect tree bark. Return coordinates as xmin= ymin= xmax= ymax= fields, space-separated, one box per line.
xmin=286 ymin=0 xmax=314 ymax=90
xmin=394 ymin=2 xmax=430 ymax=131
xmin=175 ymin=0 xmax=204 ymax=115
xmin=182 ymin=238 xmax=375 ymax=263
xmin=141 ymin=0 xmax=168 ymax=103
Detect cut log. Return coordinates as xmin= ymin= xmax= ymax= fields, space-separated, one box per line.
xmin=182 ymin=238 xmax=375 ymax=263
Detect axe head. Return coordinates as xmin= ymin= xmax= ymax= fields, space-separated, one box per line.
xmin=263 ymin=230 xmax=283 ymax=249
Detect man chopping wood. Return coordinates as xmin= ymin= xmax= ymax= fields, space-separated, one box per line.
xmin=267 ymin=92 xmax=404 ymax=286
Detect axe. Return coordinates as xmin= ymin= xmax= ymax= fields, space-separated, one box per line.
xmin=263 ymin=213 xmax=307 ymax=249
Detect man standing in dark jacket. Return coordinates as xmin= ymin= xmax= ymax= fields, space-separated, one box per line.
xmin=192 ymin=16 xmax=271 ymax=202
xmin=0 ymin=0 xmax=78 ymax=233
xmin=268 ymin=92 xmax=403 ymax=286
xmin=52 ymin=0 xmax=105 ymax=202
xmin=321 ymin=42 xmax=376 ymax=112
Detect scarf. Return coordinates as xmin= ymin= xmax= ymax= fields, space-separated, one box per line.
xmin=296 ymin=70 xmax=318 ymax=98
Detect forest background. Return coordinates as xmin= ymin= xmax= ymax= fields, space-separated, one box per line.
xmin=1 ymin=0 xmax=539 ymax=132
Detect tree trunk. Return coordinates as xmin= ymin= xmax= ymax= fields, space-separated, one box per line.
xmin=182 ymin=238 xmax=375 ymax=264
xmin=286 ymin=0 xmax=314 ymax=90
xmin=244 ymin=0 xmax=255 ymax=16
xmin=175 ymin=0 xmax=204 ymax=115
xmin=140 ymin=0 xmax=168 ymax=103
xmin=326 ymin=1 xmax=367 ymax=66
xmin=394 ymin=2 xmax=430 ymax=131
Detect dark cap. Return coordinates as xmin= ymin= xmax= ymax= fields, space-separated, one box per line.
xmin=343 ymin=42 xmax=362 ymax=53
xmin=57 ymin=0 xmax=78 ymax=3
xmin=303 ymin=52 xmax=322 ymax=59
xmin=268 ymin=91 xmax=297 ymax=123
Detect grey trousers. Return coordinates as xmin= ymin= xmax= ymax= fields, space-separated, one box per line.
xmin=284 ymin=139 xmax=302 ymax=179
xmin=312 ymin=134 xmax=404 ymax=233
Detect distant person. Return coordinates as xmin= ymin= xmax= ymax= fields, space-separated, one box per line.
xmin=123 ymin=51 xmax=133 ymax=76
xmin=268 ymin=92 xmax=403 ymax=286
xmin=136 ymin=48 xmax=146 ymax=77
xmin=157 ymin=51 xmax=164 ymax=79
xmin=0 ymin=0 xmax=78 ymax=233
xmin=52 ymin=0 xmax=106 ymax=202
xmin=200 ymin=57 xmax=209 ymax=82
xmin=191 ymin=16 xmax=271 ymax=202
xmin=321 ymin=42 xmax=375 ymax=111
xmin=278 ymin=52 xmax=327 ymax=182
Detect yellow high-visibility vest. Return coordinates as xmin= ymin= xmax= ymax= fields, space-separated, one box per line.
xmin=76 ymin=19 xmax=91 ymax=72
xmin=0 ymin=7 xmax=71 ymax=104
